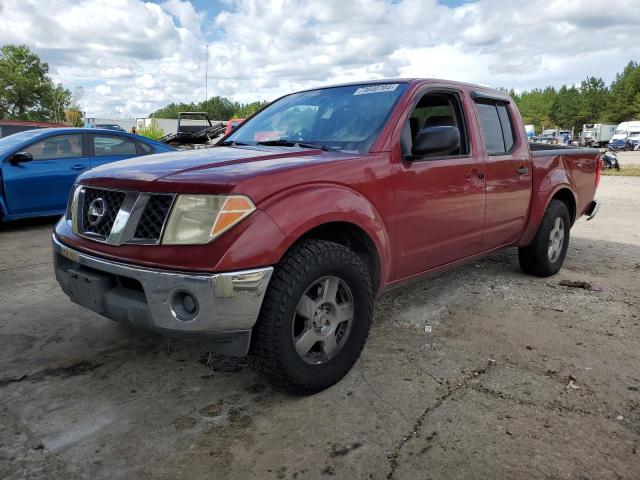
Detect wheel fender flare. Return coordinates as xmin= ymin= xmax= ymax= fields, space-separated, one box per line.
xmin=519 ymin=179 xmax=577 ymax=247
xmin=259 ymin=183 xmax=393 ymax=286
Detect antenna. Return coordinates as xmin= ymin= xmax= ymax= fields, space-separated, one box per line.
xmin=205 ymin=44 xmax=209 ymax=103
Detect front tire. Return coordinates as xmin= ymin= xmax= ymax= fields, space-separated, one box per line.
xmin=249 ymin=239 xmax=373 ymax=395
xmin=518 ymin=199 xmax=571 ymax=277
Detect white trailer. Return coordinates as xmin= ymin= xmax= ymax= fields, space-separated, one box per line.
xmin=611 ymin=121 xmax=640 ymax=141
xmin=579 ymin=124 xmax=617 ymax=147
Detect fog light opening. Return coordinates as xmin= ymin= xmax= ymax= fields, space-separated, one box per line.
xmin=171 ymin=290 xmax=199 ymax=322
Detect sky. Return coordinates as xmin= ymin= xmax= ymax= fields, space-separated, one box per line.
xmin=0 ymin=0 xmax=639 ymax=118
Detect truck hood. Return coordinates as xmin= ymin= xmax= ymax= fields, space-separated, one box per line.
xmin=79 ymin=145 xmax=349 ymax=193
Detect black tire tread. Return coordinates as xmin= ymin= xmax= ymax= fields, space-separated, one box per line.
xmin=518 ymin=199 xmax=570 ymax=277
xmin=248 ymin=239 xmax=373 ymax=395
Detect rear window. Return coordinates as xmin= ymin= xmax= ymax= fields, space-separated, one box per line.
xmin=137 ymin=141 xmax=154 ymax=154
xmin=93 ymin=135 xmax=137 ymax=156
xmin=496 ymin=105 xmax=514 ymax=151
xmin=475 ymin=101 xmax=515 ymax=155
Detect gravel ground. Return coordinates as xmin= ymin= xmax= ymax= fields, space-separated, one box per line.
xmin=1 ymin=176 xmax=639 ymax=479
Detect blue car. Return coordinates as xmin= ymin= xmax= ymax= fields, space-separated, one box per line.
xmin=0 ymin=128 xmax=174 ymax=222
xmin=608 ymin=138 xmax=629 ymax=151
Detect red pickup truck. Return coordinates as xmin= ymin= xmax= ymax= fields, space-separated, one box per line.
xmin=53 ymin=79 xmax=601 ymax=394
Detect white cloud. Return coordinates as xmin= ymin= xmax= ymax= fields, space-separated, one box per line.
xmin=0 ymin=0 xmax=638 ymax=117
xmin=94 ymin=85 xmax=112 ymax=95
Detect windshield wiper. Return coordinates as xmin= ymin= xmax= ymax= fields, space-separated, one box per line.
xmin=297 ymin=142 xmax=332 ymax=152
xmin=219 ymin=140 xmax=249 ymax=146
xmin=256 ymin=139 xmax=297 ymax=147
xmin=256 ymin=139 xmax=331 ymax=151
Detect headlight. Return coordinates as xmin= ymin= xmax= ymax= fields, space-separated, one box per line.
xmin=161 ymin=194 xmax=255 ymax=245
xmin=66 ymin=185 xmax=81 ymax=226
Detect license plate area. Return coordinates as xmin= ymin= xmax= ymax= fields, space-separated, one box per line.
xmin=64 ymin=266 xmax=113 ymax=313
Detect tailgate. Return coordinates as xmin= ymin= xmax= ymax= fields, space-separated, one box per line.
xmin=563 ymin=149 xmax=599 ymax=215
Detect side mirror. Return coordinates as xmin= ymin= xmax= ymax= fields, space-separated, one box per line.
xmin=411 ymin=126 xmax=460 ymax=157
xmin=10 ymin=151 xmax=33 ymax=165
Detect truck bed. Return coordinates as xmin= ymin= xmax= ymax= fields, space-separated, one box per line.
xmin=529 ymin=142 xmax=600 ymax=221
xmin=529 ymin=142 xmax=599 ymax=157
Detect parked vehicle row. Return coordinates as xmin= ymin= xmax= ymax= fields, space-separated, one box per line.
xmin=52 ymin=78 xmax=601 ymax=394
xmin=527 ymin=121 xmax=640 ymax=151
xmin=535 ymin=128 xmax=572 ymax=145
xmin=605 ymin=121 xmax=640 ymax=151
xmin=579 ymin=124 xmax=616 ymax=148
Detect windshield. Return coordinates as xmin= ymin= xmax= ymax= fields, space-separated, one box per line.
xmin=225 ymin=83 xmax=408 ymax=152
xmin=0 ymin=129 xmax=45 ymax=156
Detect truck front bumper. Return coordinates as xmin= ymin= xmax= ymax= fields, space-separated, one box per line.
xmin=53 ymin=235 xmax=273 ymax=356
xmin=585 ymin=199 xmax=601 ymax=221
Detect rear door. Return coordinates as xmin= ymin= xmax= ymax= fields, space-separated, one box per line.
xmin=89 ymin=133 xmax=140 ymax=168
xmin=393 ymin=88 xmax=486 ymax=280
xmin=2 ymin=133 xmax=89 ymax=215
xmin=472 ymin=96 xmax=532 ymax=249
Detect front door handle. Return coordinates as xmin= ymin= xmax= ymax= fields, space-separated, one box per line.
xmin=516 ymin=167 xmax=529 ymax=175
xmin=466 ymin=169 xmax=485 ymax=181
xmin=71 ymin=164 xmax=88 ymax=171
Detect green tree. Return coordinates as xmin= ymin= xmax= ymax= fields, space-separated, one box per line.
xmin=550 ymin=85 xmax=580 ymax=129
xmin=137 ymin=118 xmax=165 ymax=141
xmin=233 ymin=100 xmax=269 ymax=118
xmin=0 ymin=44 xmax=71 ymax=121
xmin=513 ymin=86 xmax=557 ymax=131
xmin=64 ymin=86 xmax=84 ymax=127
xmin=64 ymin=108 xmax=84 ymax=127
xmin=605 ymin=61 xmax=640 ymax=123
xmin=632 ymin=92 xmax=640 ymax=119
xmin=150 ymin=97 xmax=269 ymax=121
xmin=150 ymin=102 xmax=197 ymax=119
xmin=576 ymin=77 xmax=609 ymax=129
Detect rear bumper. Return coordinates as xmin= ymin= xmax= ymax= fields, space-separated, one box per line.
xmin=53 ymin=235 xmax=273 ymax=356
xmin=584 ymin=199 xmax=601 ymax=221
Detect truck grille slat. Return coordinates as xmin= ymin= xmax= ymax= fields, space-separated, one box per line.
xmin=133 ymin=194 xmax=174 ymax=242
xmin=75 ymin=187 xmax=175 ymax=245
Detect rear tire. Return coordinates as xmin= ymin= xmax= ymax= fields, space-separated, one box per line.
xmin=518 ymin=200 xmax=571 ymax=277
xmin=249 ymin=239 xmax=373 ymax=395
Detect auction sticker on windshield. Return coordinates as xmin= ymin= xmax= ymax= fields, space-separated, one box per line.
xmin=353 ymin=84 xmax=399 ymax=95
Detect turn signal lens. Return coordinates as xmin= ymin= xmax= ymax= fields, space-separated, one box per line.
xmin=161 ymin=194 xmax=255 ymax=245
xmin=211 ymin=196 xmax=255 ymax=237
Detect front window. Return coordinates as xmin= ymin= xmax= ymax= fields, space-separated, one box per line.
xmin=24 ymin=134 xmax=83 ymax=160
xmin=224 ymin=83 xmax=408 ymax=153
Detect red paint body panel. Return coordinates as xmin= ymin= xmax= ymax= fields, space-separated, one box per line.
xmin=54 ymin=79 xmax=600 ymax=294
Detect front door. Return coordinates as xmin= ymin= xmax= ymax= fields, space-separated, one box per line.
xmin=2 ymin=133 xmax=89 ymax=216
xmin=394 ymin=89 xmax=486 ymax=280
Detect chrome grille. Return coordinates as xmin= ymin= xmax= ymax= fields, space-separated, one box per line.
xmin=81 ymin=188 xmax=126 ymax=240
xmin=73 ymin=186 xmax=175 ymax=245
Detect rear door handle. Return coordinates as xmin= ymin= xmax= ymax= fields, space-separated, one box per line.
xmin=71 ymin=164 xmax=88 ymax=171
xmin=516 ymin=167 xmax=529 ymax=175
